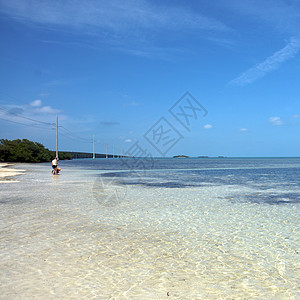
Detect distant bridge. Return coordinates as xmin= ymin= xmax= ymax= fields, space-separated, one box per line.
xmin=60 ymin=151 xmax=125 ymax=159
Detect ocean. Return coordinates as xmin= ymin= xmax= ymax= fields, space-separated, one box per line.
xmin=0 ymin=157 xmax=299 ymax=298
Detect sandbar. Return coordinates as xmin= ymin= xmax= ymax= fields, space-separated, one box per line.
xmin=0 ymin=163 xmax=26 ymax=183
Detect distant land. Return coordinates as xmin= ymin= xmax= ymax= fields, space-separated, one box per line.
xmin=173 ymin=155 xmax=227 ymax=158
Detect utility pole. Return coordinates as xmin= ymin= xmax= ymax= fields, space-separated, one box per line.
xmin=106 ymin=142 xmax=108 ymax=159
xmin=56 ymin=115 xmax=58 ymax=160
xmin=93 ymin=135 xmax=95 ymax=159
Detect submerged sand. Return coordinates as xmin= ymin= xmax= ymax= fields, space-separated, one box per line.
xmin=0 ymin=162 xmax=299 ymax=299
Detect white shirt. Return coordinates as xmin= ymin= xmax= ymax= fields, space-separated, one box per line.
xmin=52 ymin=158 xmax=58 ymax=166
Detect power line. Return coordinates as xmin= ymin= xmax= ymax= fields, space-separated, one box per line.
xmin=58 ymin=131 xmax=79 ymax=142
xmin=0 ymin=116 xmax=55 ymax=130
xmin=0 ymin=94 xmax=100 ymax=147
xmin=0 ymin=90 xmax=24 ymax=104
xmin=0 ymin=107 xmax=55 ymax=126
xmin=58 ymin=131 xmax=92 ymax=144
xmin=0 ymin=102 xmax=115 ymax=149
xmin=59 ymin=126 xmax=93 ymax=143
xmin=0 ymin=111 xmax=94 ymax=144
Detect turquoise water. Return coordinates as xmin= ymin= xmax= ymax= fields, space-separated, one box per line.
xmin=0 ymin=158 xmax=299 ymax=298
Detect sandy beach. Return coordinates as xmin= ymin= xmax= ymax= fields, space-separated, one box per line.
xmin=0 ymin=160 xmax=299 ymax=299
xmin=0 ymin=163 xmax=26 ymax=183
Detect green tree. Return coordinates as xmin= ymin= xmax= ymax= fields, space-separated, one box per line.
xmin=0 ymin=139 xmax=57 ymax=162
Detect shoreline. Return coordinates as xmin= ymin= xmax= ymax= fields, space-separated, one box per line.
xmin=0 ymin=163 xmax=26 ymax=183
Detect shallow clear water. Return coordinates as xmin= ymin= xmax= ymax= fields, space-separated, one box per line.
xmin=0 ymin=158 xmax=299 ymax=299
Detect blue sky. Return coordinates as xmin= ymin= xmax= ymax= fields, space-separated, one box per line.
xmin=1 ymin=0 xmax=300 ymax=157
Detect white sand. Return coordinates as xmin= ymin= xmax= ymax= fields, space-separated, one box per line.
xmin=0 ymin=163 xmax=26 ymax=183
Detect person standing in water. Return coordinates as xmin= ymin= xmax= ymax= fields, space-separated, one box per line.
xmin=52 ymin=157 xmax=58 ymax=175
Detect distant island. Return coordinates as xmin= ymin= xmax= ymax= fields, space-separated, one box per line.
xmin=172 ymin=155 xmax=226 ymax=159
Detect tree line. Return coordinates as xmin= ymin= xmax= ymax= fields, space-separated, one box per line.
xmin=0 ymin=139 xmax=72 ymax=162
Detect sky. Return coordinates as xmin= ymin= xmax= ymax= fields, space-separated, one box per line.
xmin=1 ymin=0 xmax=300 ymax=157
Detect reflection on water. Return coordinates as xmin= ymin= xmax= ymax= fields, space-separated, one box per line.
xmin=0 ymin=159 xmax=299 ymax=298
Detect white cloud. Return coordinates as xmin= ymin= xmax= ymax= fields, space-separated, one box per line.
xmin=269 ymin=116 xmax=283 ymax=126
xmin=125 ymin=139 xmax=132 ymax=143
xmin=35 ymin=105 xmax=60 ymax=114
xmin=204 ymin=124 xmax=212 ymax=129
xmin=292 ymin=114 xmax=300 ymax=119
xmin=229 ymin=37 xmax=300 ymax=86
xmin=239 ymin=128 xmax=248 ymax=132
xmin=30 ymin=99 xmax=42 ymax=107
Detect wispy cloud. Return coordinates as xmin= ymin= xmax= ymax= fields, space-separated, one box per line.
xmin=223 ymin=0 xmax=300 ymax=36
xmin=100 ymin=121 xmax=120 ymax=126
xmin=239 ymin=128 xmax=248 ymax=132
xmin=0 ymin=0 xmax=232 ymax=58
xmin=123 ymin=101 xmax=139 ymax=107
xmin=7 ymin=107 xmax=24 ymax=115
xmin=30 ymin=99 xmax=42 ymax=107
xmin=0 ymin=0 xmax=230 ymax=33
xmin=269 ymin=116 xmax=283 ymax=126
xmin=229 ymin=37 xmax=300 ymax=86
xmin=39 ymin=93 xmax=49 ymax=98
